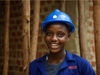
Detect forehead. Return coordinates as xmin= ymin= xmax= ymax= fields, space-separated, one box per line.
xmin=47 ymin=23 xmax=66 ymax=30
xmin=45 ymin=22 xmax=69 ymax=32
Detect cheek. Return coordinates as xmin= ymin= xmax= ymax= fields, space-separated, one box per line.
xmin=44 ymin=36 xmax=50 ymax=42
xmin=60 ymin=37 xmax=67 ymax=44
xmin=60 ymin=35 xmax=69 ymax=44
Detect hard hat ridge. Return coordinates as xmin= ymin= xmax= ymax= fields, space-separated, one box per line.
xmin=41 ymin=9 xmax=75 ymax=33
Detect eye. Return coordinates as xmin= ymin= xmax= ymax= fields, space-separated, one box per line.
xmin=57 ymin=33 xmax=65 ymax=37
xmin=45 ymin=31 xmax=53 ymax=36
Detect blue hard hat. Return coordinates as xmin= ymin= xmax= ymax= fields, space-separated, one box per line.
xmin=41 ymin=9 xmax=75 ymax=33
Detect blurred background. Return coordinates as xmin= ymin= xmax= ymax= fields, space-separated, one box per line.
xmin=0 ymin=0 xmax=100 ymax=75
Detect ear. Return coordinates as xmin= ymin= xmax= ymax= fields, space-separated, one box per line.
xmin=68 ymin=33 xmax=71 ymax=37
xmin=66 ymin=33 xmax=71 ymax=41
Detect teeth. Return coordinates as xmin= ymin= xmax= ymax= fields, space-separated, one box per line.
xmin=51 ymin=44 xmax=58 ymax=46
xmin=51 ymin=43 xmax=60 ymax=49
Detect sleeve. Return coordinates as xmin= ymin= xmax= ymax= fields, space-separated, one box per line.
xmin=74 ymin=54 xmax=96 ymax=75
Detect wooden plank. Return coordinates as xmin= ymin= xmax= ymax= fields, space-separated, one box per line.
xmin=22 ymin=0 xmax=30 ymax=74
xmin=93 ymin=1 xmax=100 ymax=75
xmin=78 ymin=0 xmax=86 ymax=58
xmin=61 ymin=0 xmax=66 ymax=12
xmin=30 ymin=0 xmax=40 ymax=62
xmin=3 ymin=0 xmax=10 ymax=75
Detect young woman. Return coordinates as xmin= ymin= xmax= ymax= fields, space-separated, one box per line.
xmin=29 ymin=9 xmax=96 ymax=75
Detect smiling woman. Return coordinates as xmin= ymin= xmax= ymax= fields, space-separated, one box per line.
xmin=29 ymin=9 xmax=96 ymax=75
xmin=44 ymin=23 xmax=69 ymax=54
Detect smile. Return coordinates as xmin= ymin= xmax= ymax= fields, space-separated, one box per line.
xmin=50 ymin=43 xmax=60 ymax=49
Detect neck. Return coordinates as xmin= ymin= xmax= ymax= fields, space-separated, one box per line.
xmin=46 ymin=50 xmax=66 ymax=64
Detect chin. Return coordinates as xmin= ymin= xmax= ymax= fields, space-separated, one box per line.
xmin=49 ymin=48 xmax=61 ymax=54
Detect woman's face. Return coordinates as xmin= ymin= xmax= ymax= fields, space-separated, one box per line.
xmin=45 ymin=23 xmax=70 ymax=53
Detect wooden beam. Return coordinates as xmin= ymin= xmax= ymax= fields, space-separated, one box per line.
xmin=30 ymin=0 xmax=40 ymax=62
xmin=78 ymin=0 xmax=86 ymax=58
xmin=3 ymin=0 xmax=10 ymax=75
xmin=22 ymin=0 xmax=30 ymax=74
xmin=61 ymin=0 xmax=66 ymax=12
xmin=93 ymin=1 xmax=100 ymax=75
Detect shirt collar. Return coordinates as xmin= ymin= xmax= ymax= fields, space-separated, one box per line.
xmin=65 ymin=51 xmax=75 ymax=61
xmin=36 ymin=51 xmax=75 ymax=73
xmin=36 ymin=51 xmax=75 ymax=62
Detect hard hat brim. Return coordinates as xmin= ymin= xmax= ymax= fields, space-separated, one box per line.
xmin=41 ymin=20 xmax=75 ymax=33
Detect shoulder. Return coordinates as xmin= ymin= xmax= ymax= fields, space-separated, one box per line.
xmin=29 ymin=55 xmax=46 ymax=75
xmin=72 ymin=53 xmax=91 ymax=68
xmin=72 ymin=53 xmax=89 ymax=64
xmin=30 ymin=55 xmax=45 ymax=66
xmin=66 ymin=51 xmax=88 ymax=63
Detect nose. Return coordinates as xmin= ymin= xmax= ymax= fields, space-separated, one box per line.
xmin=51 ymin=34 xmax=58 ymax=42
